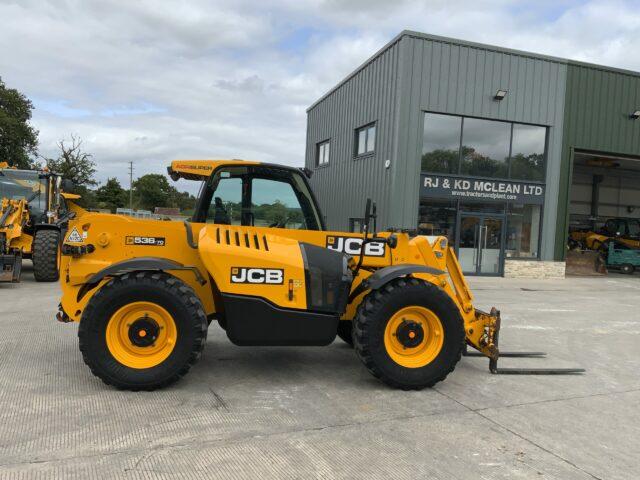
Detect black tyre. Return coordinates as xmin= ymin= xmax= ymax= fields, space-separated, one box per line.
xmin=78 ymin=272 xmax=208 ymax=391
xmin=32 ymin=229 xmax=60 ymax=282
xmin=620 ymin=264 xmax=635 ymax=274
xmin=336 ymin=320 xmax=353 ymax=346
xmin=353 ymin=277 xmax=465 ymax=390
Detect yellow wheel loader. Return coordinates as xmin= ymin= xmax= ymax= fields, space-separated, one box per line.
xmin=57 ymin=160 xmax=583 ymax=390
xmin=0 ymin=162 xmax=80 ymax=282
xmin=570 ymin=218 xmax=640 ymax=252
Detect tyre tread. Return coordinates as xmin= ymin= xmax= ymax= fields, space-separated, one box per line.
xmin=32 ymin=230 xmax=60 ymax=282
xmin=352 ymin=277 xmax=465 ymax=390
xmin=78 ymin=272 xmax=207 ymax=391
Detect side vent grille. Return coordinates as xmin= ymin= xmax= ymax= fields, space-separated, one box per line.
xmin=214 ymin=227 xmax=268 ymax=250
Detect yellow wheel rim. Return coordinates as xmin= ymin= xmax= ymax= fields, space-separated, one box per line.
xmin=384 ymin=306 xmax=444 ymax=368
xmin=106 ymin=302 xmax=177 ymax=369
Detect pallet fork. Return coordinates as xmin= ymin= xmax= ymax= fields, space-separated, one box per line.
xmin=443 ymin=249 xmax=585 ymax=376
xmin=464 ymin=308 xmax=585 ymax=375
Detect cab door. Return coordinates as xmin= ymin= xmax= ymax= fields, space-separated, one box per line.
xmin=193 ymin=165 xmax=324 ymax=232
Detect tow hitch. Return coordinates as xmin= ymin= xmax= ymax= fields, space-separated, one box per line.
xmin=465 ymin=308 xmax=585 ymax=375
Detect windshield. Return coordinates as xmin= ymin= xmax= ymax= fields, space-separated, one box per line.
xmin=0 ymin=170 xmax=47 ymax=216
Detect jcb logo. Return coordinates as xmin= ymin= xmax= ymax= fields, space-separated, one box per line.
xmin=126 ymin=236 xmax=166 ymax=246
xmin=230 ymin=267 xmax=284 ymax=284
xmin=326 ymin=236 xmax=386 ymax=257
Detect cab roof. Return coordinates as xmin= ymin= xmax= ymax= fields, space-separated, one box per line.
xmin=168 ymin=159 xmax=260 ymax=181
xmin=0 ymin=162 xmax=56 ymax=176
xmin=167 ymin=159 xmax=312 ymax=181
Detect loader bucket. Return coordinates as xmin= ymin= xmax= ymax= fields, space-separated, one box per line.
xmin=565 ymin=249 xmax=606 ymax=276
xmin=0 ymin=254 xmax=21 ymax=282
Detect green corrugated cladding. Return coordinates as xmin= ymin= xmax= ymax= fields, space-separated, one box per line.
xmin=555 ymin=63 xmax=640 ymax=260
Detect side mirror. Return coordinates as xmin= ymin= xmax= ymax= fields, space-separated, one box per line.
xmin=363 ymin=199 xmax=372 ymax=234
xmin=371 ymin=202 xmax=377 ymax=235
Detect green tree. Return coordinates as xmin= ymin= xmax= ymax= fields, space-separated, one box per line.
xmin=133 ymin=174 xmax=174 ymax=211
xmin=0 ymin=77 xmax=39 ymax=169
xmin=421 ymin=148 xmax=459 ymax=174
xmin=460 ymin=146 xmax=508 ymax=178
xmin=45 ymin=134 xmax=97 ymax=186
xmin=510 ymin=153 xmax=544 ymax=181
xmin=72 ymin=185 xmax=98 ymax=210
xmin=169 ymin=189 xmax=197 ymax=213
xmin=96 ymin=177 xmax=127 ymax=212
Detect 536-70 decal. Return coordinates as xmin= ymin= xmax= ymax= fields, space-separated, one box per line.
xmin=126 ymin=236 xmax=166 ymax=246
xmin=326 ymin=235 xmax=386 ymax=257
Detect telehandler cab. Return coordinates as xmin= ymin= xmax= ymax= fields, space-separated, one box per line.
xmin=0 ymin=162 xmax=79 ymax=282
xmin=57 ymin=160 xmax=583 ymax=390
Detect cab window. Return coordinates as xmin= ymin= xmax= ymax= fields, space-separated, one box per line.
xmin=205 ymin=176 xmax=241 ymax=225
xmin=251 ymin=178 xmax=306 ymax=228
xmin=199 ymin=166 xmax=322 ymax=230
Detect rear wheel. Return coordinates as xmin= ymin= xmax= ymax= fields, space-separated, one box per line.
xmin=620 ymin=264 xmax=635 ymax=274
xmin=78 ymin=272 xmax=208 ymax=390
xmin=32 ymin=229 xmax=60 ymax=282
xmin=336 ymin=320 xmax=353 ymax=346
xmin=353 ymin=278 xmax=465 ymax=390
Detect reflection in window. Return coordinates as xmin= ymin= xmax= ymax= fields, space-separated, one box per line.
xmin=417 ymin=199 xmax=457 ymax=243
xmin=506 ymin=204 xmax=541 ymax=258
xmin=421 ymin=113 xmax=547 ymax=182
xmin=460 ymin=118 xmax=510 ymax=178
xmin=511 ymin=124 xmax=546 ymax=181
xmin=206 ymin=177 xmax=242 ymax=224
xmin=0 ymin=170 xmax=47 ymax=217
xmin=422 ymin=114 xmax=462 ymax=174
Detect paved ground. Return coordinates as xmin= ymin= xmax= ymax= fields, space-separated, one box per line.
xmin=0 ymin=262 xmax=638 ymax=479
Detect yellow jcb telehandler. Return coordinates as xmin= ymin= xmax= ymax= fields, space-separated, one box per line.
xmin=57 ymin=160 xmax=583 ymax=390
xmin=0 ymin=162 xmax=80 ymax=282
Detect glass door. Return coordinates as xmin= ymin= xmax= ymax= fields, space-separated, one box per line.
xmin=457 ymin=214 xmax=504 ymax=275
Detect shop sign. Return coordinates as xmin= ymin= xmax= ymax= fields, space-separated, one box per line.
xmin=421 ymin=174 xmax=545 ymax=205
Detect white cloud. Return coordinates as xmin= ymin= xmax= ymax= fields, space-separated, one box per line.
xmin=1 ymin=0 xmax=639 ymax=190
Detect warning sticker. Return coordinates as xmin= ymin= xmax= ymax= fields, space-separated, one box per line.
xmin=66 ymin=227 xmax=83 ymax=243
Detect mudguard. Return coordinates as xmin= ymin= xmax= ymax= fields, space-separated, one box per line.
xmin=85 ymin=256 xmax=206 ymax=287
xmin=348 ymin=264 xmax=444 ymax=302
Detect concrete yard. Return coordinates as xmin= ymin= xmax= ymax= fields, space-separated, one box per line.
xmin=1 ymin=262 xmax=638 ymax=479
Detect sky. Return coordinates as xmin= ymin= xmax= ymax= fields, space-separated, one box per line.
xmin=1 ymin=0 xmax=639 ymax=192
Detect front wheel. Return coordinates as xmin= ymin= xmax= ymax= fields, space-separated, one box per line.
xmin=353 ymin=278 xmax=465 ymax=390
xmin=32 ymin=229 xmax=60 ymax=282
xmin=78 ymin=272 xmax=208 ymax=390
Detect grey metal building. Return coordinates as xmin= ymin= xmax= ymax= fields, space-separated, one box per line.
xmin=305 ymin=30 xmax=640 ymax=277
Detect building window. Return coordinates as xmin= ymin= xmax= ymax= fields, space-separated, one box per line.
xmin=317 ymin=140 xmax=330 ymax=166
xmin=417 ymin=199 xmax=457 ymax=244
xmin=421 ymin=113 xmax=547 ymax=182
xmin=510 ymin=124 xmax=546 ymax=181
xmin=460 ymin=118 xmax=511 ymax=178
xmin=355 ymin=123 xmax=376 ymax=156
xmin=506 ymin=203 xmax=541 ymax=258
xmin=422 ymin=114 xmax=462 ymax=174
